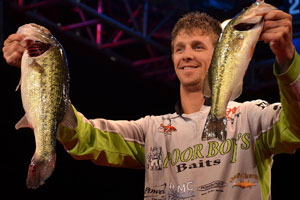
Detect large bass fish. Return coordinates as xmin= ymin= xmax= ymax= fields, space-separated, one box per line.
xmin=202 ymin=0 xmax=275 ymax=141
xmin=15 ymin=23 xmax=69 ymax=189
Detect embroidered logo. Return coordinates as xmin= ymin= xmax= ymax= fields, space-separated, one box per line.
xmin=230 ymin=172 xmax=258 ymax=189
xmin=147 ymin=147 xmax=163 ymax=171
xmin=233 ymin=181 xmax=256 ymax=189
xmin=198 ymin=181 xmax=227 ymax=191
xmin=159 ymin=124 xmax=177 ymax=134
xmin=256 ymin=101 xmax=269 ymax=109
xmin=168 ymin=182 xmax=195 ymax=200
xmin=226 ymin=106 xmax=239 ymax=119
xmin=144 ymin=183 xmax=167 ymax=199
xmin=273 ymin=104 xmax=282 ymax=111
xmin=158 ymin=117 xmax=177 ymax=135
xmin=226 ymin=106 xmax=241 ymax=124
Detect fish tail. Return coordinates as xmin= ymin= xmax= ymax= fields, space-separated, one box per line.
xmin=202 ymin=114 xmax=227 ymax=141
xmin=26 ymin=152 xmax=56 ymax=189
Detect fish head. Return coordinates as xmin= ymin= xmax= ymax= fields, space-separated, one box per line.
xmin=17 ymin=23 xmax=53 ymax=43
xmin=203 ymin=1 xmax=276 ymax=105
xmin=225 ymin=1 xmax=276 ymax=32
xmin=17 ymin=23 xmax=59 ymax=58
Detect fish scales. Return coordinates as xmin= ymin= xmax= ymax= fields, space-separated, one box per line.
xmin=16 ymin=23 xmax=69 ymax=189
xmin=23 ymin=46 xmax=66 ymax=157
xmin=210 ymin=25 xmax=247 ymax=119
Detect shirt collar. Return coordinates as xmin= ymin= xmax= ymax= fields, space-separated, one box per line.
xmin=175 ymin=97 xmax=211 ymax=115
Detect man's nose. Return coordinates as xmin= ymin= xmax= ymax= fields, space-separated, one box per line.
xmin=182 ymin=47 xmax=194 ymax=61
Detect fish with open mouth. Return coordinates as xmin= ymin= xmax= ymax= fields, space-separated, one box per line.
xmin=15 ymin=23 xmax=69 ymax=189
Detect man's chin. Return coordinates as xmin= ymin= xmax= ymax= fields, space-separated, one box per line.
xmin=181 ymin=81 xmax=203 ymax=92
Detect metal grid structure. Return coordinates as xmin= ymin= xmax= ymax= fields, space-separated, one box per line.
xmin=4 ymin=0 xmax=299 ymax=94
xmin=8 ymin=0 xmax=181 ymax=86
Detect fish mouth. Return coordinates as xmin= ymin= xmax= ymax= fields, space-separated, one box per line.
xmin=233 ymin=18 xmax=263 ymax=31
xmin=234 ymin=23 xmax=257 ymax=31
xmin=26 ymin=40 xmax=51 ymax=57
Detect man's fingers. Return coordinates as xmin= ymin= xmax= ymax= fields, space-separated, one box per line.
xmin=2 ymin=33 xmax=27 ymax=67
xmin=4 ymin=51 xmax=23 ymax=67
xmin=260 ymin=27 xmax=288 ymax=42
xmin=255 ymin=2 xmax=277 ymax=17
xmin=3 ymin=41 xmax=25 ymax=56
xmin=262 ymin=19 xmax=292 ymax=32
xmin=3 ymin=34 xmax=26 ymax=46
xmin=3 ymin=41 xmax=25 ymax=68
xmin=263 ymin=9 xmax=292 ymax=21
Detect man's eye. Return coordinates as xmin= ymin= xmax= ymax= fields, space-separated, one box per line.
xmin=195 ymin=45 xmax=203 ymax=50
xmin=175 ymin=47 xmax=183 ymax=52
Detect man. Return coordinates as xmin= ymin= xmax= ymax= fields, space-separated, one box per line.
xmin=3 ymin=2 xmax=300 ymax=200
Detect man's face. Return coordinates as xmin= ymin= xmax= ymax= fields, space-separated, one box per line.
xmin=172 ymin=29 xmax=215 ymax=90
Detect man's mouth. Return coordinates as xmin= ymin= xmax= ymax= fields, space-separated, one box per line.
xmin=180 ymin=65 xmax=199 ymax=70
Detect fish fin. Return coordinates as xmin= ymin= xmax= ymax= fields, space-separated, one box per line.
xmin=229 ymin=81 xmax=243 ymax=101
xmin=203 ymin=73 xmax=211 ymax=98
xmin=15 ymin=115 xmax=33 ymax=130
xmin=26 ymin=153 xmax=56 ymax=189
xmin=202 ymin=114 xmax=227 ymax=141
xmin=15 ymin=79 xmax=21 ymax=91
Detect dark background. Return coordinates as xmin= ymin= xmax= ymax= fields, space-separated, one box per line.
xmin=1 ymin=0 xmax=300 ymax=199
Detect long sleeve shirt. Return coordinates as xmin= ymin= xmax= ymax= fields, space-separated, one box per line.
xmin=57 ymin=51 xmax=300 ymax=200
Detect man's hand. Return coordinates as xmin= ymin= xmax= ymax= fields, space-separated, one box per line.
xmin=260 ymin=9 xmax=295 ymax=73
xmin=2 ymin=34 xmax=26 ymax=68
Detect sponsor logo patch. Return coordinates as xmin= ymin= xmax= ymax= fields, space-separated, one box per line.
xmin=168 ymin=182 xmax=195 ymax=200
xmin=144 ymin=183 xmax=167 ymax=199
xmin=230 ymin=172 xmax=259 ymax=189
xmin=158 ymin=117 xmax=177 ymax=135
xmin=147 ymin=147 xmax=163 ymax=171
xmin=198 ymin=181 xmax=227 ymax=191
xmin=233 ymin=181 xmax=256 ymax=189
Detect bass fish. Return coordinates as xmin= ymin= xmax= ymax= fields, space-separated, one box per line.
xmin=15 ymin=23 xmax=69 ymax=188
xmin=202 ymin=0 xmax=275 ymax=141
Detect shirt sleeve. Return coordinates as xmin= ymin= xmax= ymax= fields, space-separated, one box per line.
xmin=57 ymin=105 xmax=148 ymax=169
xmin=244 ymin=50 xmax=300 ymax=199
xmin=248 ymin=50 xmax=300 ymax=156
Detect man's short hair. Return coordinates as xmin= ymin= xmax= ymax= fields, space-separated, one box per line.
xmin=171 ymin=12 xmax=222 ymax=53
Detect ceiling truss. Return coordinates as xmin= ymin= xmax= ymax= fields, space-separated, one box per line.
xmin=5 ymin=0 xmax=299 ymax=92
